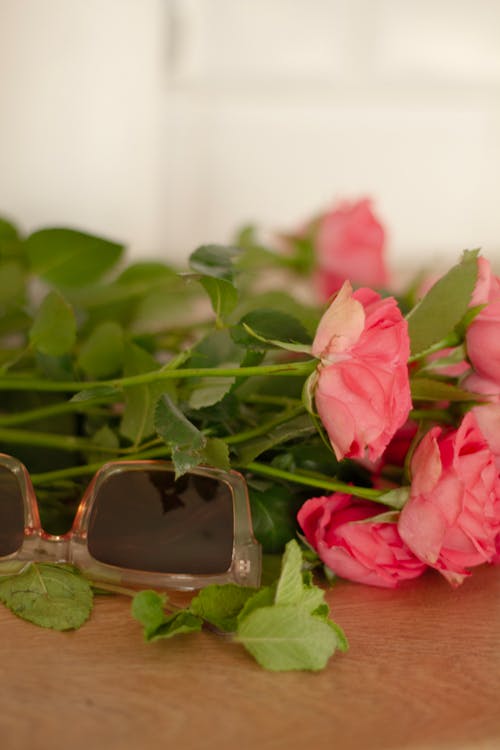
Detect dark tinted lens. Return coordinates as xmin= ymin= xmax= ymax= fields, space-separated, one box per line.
xmin=0 ymin=466 xmax=25 ymax=556
xmin=88 ymin=468 xmax=234 ymax=574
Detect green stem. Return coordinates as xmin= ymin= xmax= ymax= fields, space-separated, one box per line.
xmin=410 ymin=408 xmax=455 ymax=424
xmin=0 ymin=359 xmax=316 ymax=393
xmin=31 ymin=445 xmax=172 ymax=485
xmin=407 ymin=333 xmax=461 ymax=363
xmin=0 ymin=427 xmax=121 ymax=454
xmin=0 ymin=396 xmax=119 ymax=427
xmin=240 ymin=394 xmax=302 ymax=407
xmin=90 ymin=581 xmax=138 ymax=597
xmin=243 ymin=461 xmax=388 ymax=503
xmin=224 ymin=404 xmax=305 ymax=445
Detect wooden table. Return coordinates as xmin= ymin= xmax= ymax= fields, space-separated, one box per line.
xmin=1 ymin=564 xmax=499 ymax=750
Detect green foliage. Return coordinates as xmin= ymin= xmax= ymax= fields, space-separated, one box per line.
xmin=189 ymin=244 xmax=241 ymax=280
xmin=411 ymin=377 xmax=484 ymax=402
xmin=131 ymin=591 xmax=203 ymax=642
xmin=249 ymin=484 xmax=301 ymax=553
xmin=0 ymin=211 xmax=486 ymax=671
xmin=189 ymin=584 xmax=256 ymax=631
xmin=0 ymin=261 xmax=25 ymax=308
xmin=236 ymin=540 xmax=347 ymax=671
xmin=29 ymin=291 xmax=77 ymax=356
xmin=232 ymin=309 xmax=311 ymax=351
xmin=132 ymin=540 xmax=347 ymax=672
xmin=406 ymin=249 xmax=479 ymax=357
xmin=236 ymin=413 xmax=315 ymax=465
xmin=0 ymin=563 xmax=93 ymax=630
xmin=24 ymin=227 xmax=124 ymax=287
xmin=77 ymin=321 xmax=125 ymax=378
xmin=183 ymin=329 xmax=245 ymax=409
xmin=120 ymin=343 xmax=170 ymax=445
xmin=199 ymin=277 xmax=239 ymax=324
xmin=155 ymin=393 xmax=205 ymax=451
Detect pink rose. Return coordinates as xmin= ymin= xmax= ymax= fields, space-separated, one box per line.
xmin=312 ymin=281 xmax=412 ymax=462
xmin=315 ymin=199 xmax=388 ymax=299
xmin=297 ymin=493 xmax=427 ymax=588
xmin=463 ymin=372 xmax=500 ymax=471
xmin=466 ymin=258 xmax=500 ymax=385
xmin=398 ymin=412 xmax=500 ymax=586
xmin=370 ymin=420 xmax=419 ymax=490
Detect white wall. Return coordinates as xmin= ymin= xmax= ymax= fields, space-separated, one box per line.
xmin=0 ymin=0 xmax=165 ymax=254
xmin=1 ymin=0 xmax=499 ymax=270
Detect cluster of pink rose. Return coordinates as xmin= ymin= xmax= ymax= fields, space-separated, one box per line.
xmin=297 ymin=200 xmax=500 ymax=588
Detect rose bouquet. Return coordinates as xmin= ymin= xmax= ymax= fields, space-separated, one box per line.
xmin=0 ymin=201 xmax=499 ymax=670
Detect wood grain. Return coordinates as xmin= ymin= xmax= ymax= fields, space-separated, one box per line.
xmin=0 ymin=565 xmax=499 ymax=750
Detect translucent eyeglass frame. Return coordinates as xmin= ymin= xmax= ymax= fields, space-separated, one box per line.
xmin=0 ymin=454 xmax=261 ymax=590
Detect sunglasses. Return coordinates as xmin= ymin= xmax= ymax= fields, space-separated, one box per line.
xmin=0 ymin=454 xmax=261 ymax=589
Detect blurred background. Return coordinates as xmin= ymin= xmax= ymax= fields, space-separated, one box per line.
xmin=0 ymin=0 xmax=499 ymax=271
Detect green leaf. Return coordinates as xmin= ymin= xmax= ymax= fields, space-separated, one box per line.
xmin=232 ymin=309 xmax=311 ymax=351
xmin=90 ymin=424 xmax=120 ymax=451
xmin=0 ymin=217 xmax=23 ymax=261
xmin=29 ymin=291 xmax=76 ymax=356
xmin=77 ymin=321 xmax=125 ymax=378
xmin=188 ymin=377 xmax=236 ymax=410
xmin=233 ymin=290 xmax=320 ymax=338
xmin=131 ymin=590 xmax=168 ymax=639
xmin=170 ymin=446 xmax=201 ymax=476
xmin=0 ymin=261 xmax=25 ymax=308
xmin=326 ymin=620 xmax=349 ymax=653
xmin=406 ymin=250 xmax=479 ymax=357
xmin=0 ymin=563 xmax=93 ymax=630
xmin=154 ymin=394 xmax=205 ymax=450
xmin=185 ymin=329 xmax=245 ymax=409
xmin=189 ymin=584 xmax=256 ymax=632
xmin=24 ymin=228 xmax=124 ymax=287
xmin=155 ymin=393 xmax=209 ymax=475
xmin=199 ymin=276 xmax=239 ymax=322
xmin=237 ymin=605 xmax=339 ymax=672
xmin=117 ymin=261 xmax=177 ymax=286
xmin=200 ymin=437 xmax=231 ymax=471
xmin=274 ymin=539 xmax=304 ymax=606
xmin=237 ymin=584 xmax=277 ymax=624
xmin=169 ymin=436 xmax=230 ymax=476
xmin=147 ymin=610 xmax=203 ymax=642
xmin=411 ymin=377 xmax=484 ymax=402
xmin=242 ymin=322 xmax=312 ymax=354
xmin=188 ymin=329 xmax=245 ymax=370
xmin=120 ymin=343 xmax=171 ymax=445
xmin=249 ymin=485 xmax=300 ymax=553
xmin=70 ymin=385 xmax=122 ymax=403
xmin=299 ymin=570 xmax=328 ymax=613
xmin=237 ymin=413 xmax=315 ymax=465
xmin=375 ymin=489 xmax=410 ymax=511
xmin=0 ymin=217 xmax=19 ymax=242
xmin=189 ymin=244 xmax=241 ymax=281
xmin=131 ymin=590 xmax=202 ymax=642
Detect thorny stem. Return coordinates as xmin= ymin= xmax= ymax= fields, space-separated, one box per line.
xmin=241 ymin=461 xmax=391 ymax=503
xmin=0 ymin=360 xmax=317 ymax=393
xmin=407 ymin=333 xmax=461 ymax=363
xmin=224 ymin=404 xmax=306 ymax=445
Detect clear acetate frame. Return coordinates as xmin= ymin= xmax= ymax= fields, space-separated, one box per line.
xmin=0 ymin=454 xmax=261 ymax=590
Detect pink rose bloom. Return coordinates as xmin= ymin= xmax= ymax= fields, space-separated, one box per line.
xmin=315 ymin=199 xmax=388 ymax=299
xmin=370 ymin=420 xmax=419 ymax=490
xmin=312 ymin=281 xmax=412 ymax=462
xmin=463 ymin=372 xmax=500 ymax=472
xmin=297 ymin=493 xmax=427 ymax=588
xmin=466 ymin=258 xmax=500 ymax=385
xmin=398 ymin=412 xmax=500 ymax=586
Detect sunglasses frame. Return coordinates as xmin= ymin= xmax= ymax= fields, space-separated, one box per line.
xmin=0 ymin=454 xmax=261 ymax=590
